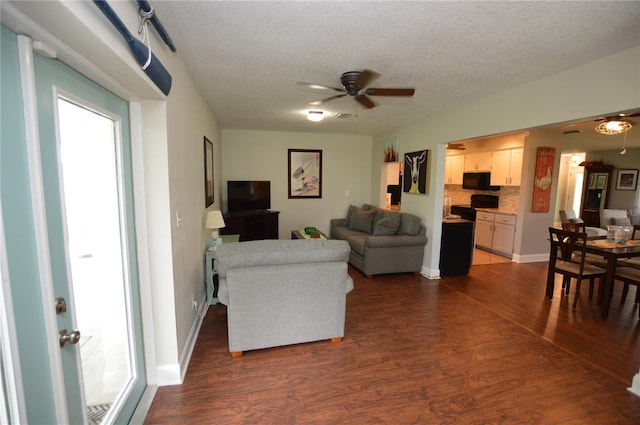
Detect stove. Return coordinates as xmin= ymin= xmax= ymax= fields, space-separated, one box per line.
xmin=450 ymin=195 xmax=499 ymax=221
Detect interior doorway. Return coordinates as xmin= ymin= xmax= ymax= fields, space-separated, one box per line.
xmin=554 ymin=153 xmax=586 ymax=223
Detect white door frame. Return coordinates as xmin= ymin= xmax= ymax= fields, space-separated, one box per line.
xmin=9 ymin=17 xmax=158 ymax=422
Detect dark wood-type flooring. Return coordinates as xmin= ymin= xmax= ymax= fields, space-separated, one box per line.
xmin=144 ymin=261 xmax=640 ymax=424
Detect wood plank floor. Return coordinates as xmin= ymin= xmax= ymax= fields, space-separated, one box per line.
xmin=144 ymin=262 xmax=640 ymax=424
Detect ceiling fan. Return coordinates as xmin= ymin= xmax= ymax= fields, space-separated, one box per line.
xmin=297 ymin=69 xmax=415 ymax=109
xmin=561 ymin=112 xmax=640 ymax=133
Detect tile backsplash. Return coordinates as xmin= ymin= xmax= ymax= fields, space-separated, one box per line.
xmin=444 ymin=185 xmax=520 ymax=211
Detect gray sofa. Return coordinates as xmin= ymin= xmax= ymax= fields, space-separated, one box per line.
xmin=330 ymin=204 xmax=428 ymax=277
xmin=216 ymin=239 xmax=353 ymax=357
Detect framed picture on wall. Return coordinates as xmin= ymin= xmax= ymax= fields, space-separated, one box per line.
xmin=288 ymin=149 xmax=322 ymax=198
xmin=403 ymin=150 xmax=428 ymax=194
xmin=596 ymin=174 xmax=607 ymax=189
xmin=615 ymin=169 xmax=638 ymax=191
xmin=204 ymin=137 xmax=214 ymax=207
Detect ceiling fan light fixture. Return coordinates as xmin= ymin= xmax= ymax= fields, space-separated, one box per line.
xmin=306 ymin=110 xmax=324 ymax=122
xmin=595 ymin=120 xmax=632 ymax=135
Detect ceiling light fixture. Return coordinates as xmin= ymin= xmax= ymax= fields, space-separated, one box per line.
xmin=595 ymin=120 xmax=632 ymax=135
xmin=306 ymin=110 xmax=324 ymax=122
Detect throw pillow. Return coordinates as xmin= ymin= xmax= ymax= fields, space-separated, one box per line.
xmin=344 ymin=205 xmax=359 ymax=226
xmin=569 ymin=218 xmax=584 ymax=224
xmin=398 ymin=213 xmax=422 ymax=236
xmin=611 ymin=217 xmax=632 ymax=226
xmin=373 ymin=214 xmax=402 ymax=236
xmin=349 ymin=208 xmax=376 ymax=234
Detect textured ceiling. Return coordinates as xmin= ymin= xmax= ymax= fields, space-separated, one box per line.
xmin=152 ymin=1 xmax=640 ymax=144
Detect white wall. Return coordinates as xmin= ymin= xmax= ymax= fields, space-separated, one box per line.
xmin=221 ymin=130 xmax=372 ymax=236
xmin=586 ymin=148 xmax=640 ymax=213
xmin=3 ymin=0 xmax=222 ymax=385
xmin=373 ymin=46 xmax=640 ymax=274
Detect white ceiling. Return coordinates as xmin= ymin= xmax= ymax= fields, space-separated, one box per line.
xmin=152 ymin=1 xmax=639 ymax=148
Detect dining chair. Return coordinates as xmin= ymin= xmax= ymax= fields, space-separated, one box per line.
xmin=616 ymin=225 xmax=640 ymax=312
xmin=613 ymin=267 xmax=640 ymax=318
xmin=547 ymin=227 xmax=607 ymax=309
xmin=562 ymin=222 xmax=608 ymax=269
xmin=618 ymin=224 xmax=640 ymax=270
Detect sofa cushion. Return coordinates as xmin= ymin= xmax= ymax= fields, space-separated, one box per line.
xmin=569 ymin=218 xmax=584 ymax=224
xmin=373 ymin=214 xmax=402 ymax=236
xmin=611 ymin=217 xmax=632 ymax=226
xmin=216 ymin=239 xmax=350 ymax=278
xmin=398 ymin=213 xmax=422 ymax=236
xmin=349 ymin=208 xmax=375 ymax=233
xmin=347 ymin=235 xmax=367 ymax=256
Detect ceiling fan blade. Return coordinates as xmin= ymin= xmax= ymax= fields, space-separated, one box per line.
xmin=354 ymin=94 xmax=376 ymax=109
xmin=354 ymin=69 xmax=380 ymax=89
xmin=297 ymin=82 xmax=345 ymax=93
xmin=365 ymin=87 xmax=415 ymax=97
xmin=310 ymin=93 xmax=347 ymax=105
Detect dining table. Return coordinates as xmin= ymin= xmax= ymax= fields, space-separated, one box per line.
xmin=581 ymin=238 xmax=640 ymax=317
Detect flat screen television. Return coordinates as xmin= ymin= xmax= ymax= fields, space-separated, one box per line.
xmin=227 ymin=180 xmax=271 ymax=213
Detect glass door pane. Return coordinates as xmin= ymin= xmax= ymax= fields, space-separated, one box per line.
xmin=58 ymin=98 xmax=132 ymax=424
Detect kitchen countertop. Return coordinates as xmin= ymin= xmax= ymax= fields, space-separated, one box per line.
xmin=475 ymin=207 xmax=518 ymax=215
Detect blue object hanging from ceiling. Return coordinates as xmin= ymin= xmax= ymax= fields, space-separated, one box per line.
xmin=93 ymin=0 xmax=172 ymax=96
xmin=137 ymin=0 xmax=177 ymax=52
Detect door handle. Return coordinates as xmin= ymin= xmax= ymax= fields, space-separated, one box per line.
xmin=59 ymin=329 xmax=81 ymax=347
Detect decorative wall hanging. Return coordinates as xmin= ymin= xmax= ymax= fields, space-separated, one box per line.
xmin=288 ymin=149 xmax=322 ymax=198
xmin=94 ymin=0 xmax=172 ymax=95
xmin=204 ymin=137 xmax=214 ymax=207
xmin=403 ymin=150 xmax=428 ymax=194
xmin=531 ymin=146 xmax=555 ymax=212
xmin=615 ymin=169 xmax=638 ymax=191
xmin=383 ymin=140 xmax=399 ymax=162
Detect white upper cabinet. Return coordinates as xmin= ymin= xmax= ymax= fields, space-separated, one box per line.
xmin=464 ymin=152 xmax=492 ymax=172
xmin=445 ymin=155 xmax=465 ymax=184
xmin=491 ymin=148 xmax=523 ymax=186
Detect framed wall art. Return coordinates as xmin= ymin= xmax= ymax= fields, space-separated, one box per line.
xmin=204 ymin=136 xmax=214 ymax=207
xmin=288 ymin=149 xmax=322 ymax=198
xmin=403 ymin=150 xmax=428 ymax=194
xmin=531 ymin=146 xmax=555 ymax=212
xmin=383 ymin=139 xmax=399 ymax=162
xmin=615 ymin=169 xmax=638 ymax=191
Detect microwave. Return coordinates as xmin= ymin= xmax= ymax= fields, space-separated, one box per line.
xmin=462 ymin=172 xmax=500 ymax=190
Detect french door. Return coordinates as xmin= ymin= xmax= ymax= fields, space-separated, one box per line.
xmin=29 ymin=37 xmax=146 ymax=424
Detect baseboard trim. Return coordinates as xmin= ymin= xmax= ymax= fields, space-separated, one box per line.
xmin=156 ymin=296 xmax=207 ymax=386
xmin=512 ymin=252 xmax=548 ymax=263
xmin=421 ymin=266 xmax=440 ymax=280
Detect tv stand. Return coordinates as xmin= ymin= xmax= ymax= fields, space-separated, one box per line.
xmin=221 ymin=210 xmax=279 ymax=241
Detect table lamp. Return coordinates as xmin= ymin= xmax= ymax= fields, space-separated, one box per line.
xmin=205 ymin=210 xmax=226 ymax=251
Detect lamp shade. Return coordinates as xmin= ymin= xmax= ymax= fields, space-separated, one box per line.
xmin=205 ymin=210 xmax=226 ymax=229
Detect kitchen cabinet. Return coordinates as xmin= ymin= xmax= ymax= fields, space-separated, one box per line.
xmin=464 ymin=152 xmax=492 ymax=172
xmin=445 ymin=155 xmax=464 ymax=184
xmin=474 ymin=211 xmax=516 ymax=257
xmin=490 ymin=148 xmax=523 ymax=186
xmin=475 ymin=212 xmax=494 ymax=249
xmin=492 ymin=214 xmax=517 ymax=255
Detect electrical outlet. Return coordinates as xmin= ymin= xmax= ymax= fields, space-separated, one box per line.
xmin=191 ymin=295 xmax=197 ymax=312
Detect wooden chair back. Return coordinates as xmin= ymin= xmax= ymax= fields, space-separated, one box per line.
xmin=549 ymin=227 xmax=588 ymax=273
xmin=561 ymin=221 xmax=587 ymax=233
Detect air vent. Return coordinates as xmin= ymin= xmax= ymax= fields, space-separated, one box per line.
xmin=563 ymin=129 xmax=583 ymax=135
xmin=333 ymin=113 xmax=354 ymax=119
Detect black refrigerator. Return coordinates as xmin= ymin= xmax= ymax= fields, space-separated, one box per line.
xmin=440 ymin=218 xmax=474 ymax=277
